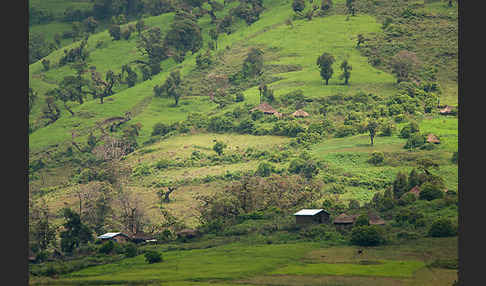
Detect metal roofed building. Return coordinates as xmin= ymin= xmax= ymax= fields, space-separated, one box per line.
xmin=97 ymin=232 xmax=131 ymax=243
xmin=293 ymin=209 xmax=330 ymax=225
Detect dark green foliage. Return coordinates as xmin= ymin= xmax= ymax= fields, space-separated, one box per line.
xmin=196 ymin=50 xmax=213 ymax=69
xmin=419 ymin=182 xmax=444 ymax=201
xmin=348 ymin=199 xmax=360 ymax=210
xmin=152 ymin=122 xmax=170 ymax=136
xmin=321 ymin=0 xmax=332 ymax=12
xmin=121 ymin=28 xmax=132 ymax=40
xmin=233 ymin=1 xmax=264 ymax=25
xmin=29 ymin=33 xmax=55 ymax=64
xmin=316 ymin=52 xmax=335 ymax=85
xmin=288 ymin=158 xmax=319 ymax=179
xmin=354 ymin=214 xmax=369 ymax=227
xmin=236 ymin=118 xmax=255 ymax=134
xmin=255 ymin=162 xmax=274 ymax=177
xmin=143 ymin=0 xmax=174 ymax=16
xmin=160 ymin=71 xmax=182 ymax=105
xmin=60 ymin=208 xmax=93 ymax=254
xmin=235 ymin=92 xmax=245 ymax=102
xmin=350 ymin=225 xmax=385 ymax=246
xmin=404 ymin=133 xmax=426 ymax=149
xmin=123 ymin=243 xmax=138 ymax=257
xmin=272 ymin=121 xmax=306 ymax=137
xmin=408 ymin=168 xmax=422 ymax=189
xmin=218 ymin=14 xmax=234 ymax=35
xmin=393 ymin=172 xmax=408 ymax=199
xmin=83 ymin=17 xmax=99 ymax=34
xmin=144 ymin=250 xmax=163 ymax=263
xmin=400 ymin=122 xmax=420 ymax=138
xmin=208 ymin=116 xmax=234 ymax=133
xmin=137 ymin=27 xmax=167 ymax=75
xmin=451 ymin=151 xmax=458 ymax=164
xmin=339 ymin=60 xmax=352 ymax=85
xmin=109 ymin=25 xmax=121 ymax=40
xmin=29 ymin=6 xmax=54 ymax=25
xmin=98 ymin=240 xmax=115 ymax=254
xmin=41 ymin=59 xmax=50 ymax=71
xmin=251 ymin=110 xmax=264 ymax=121
xmin=242 ymin=48 xmax=264 ymax=78
xmin=213 ymin=140 xmax=227 ymax=156
xmin=368 ymin=151 xmax=385 ymax=165
xmin=428 ymin=218 xmax=456 ymax=237
xmin=398 ymin=192 xmax=417 ymax=206
xmin=292 ymin=0 xmax=306 ymax=14
xmin=59 ymin=38 xmax=90 ymax=66
xmin=164 ymin=15 xmax=203 ymax=55
xmin=366 ymin=120 xmax=378 ymax=145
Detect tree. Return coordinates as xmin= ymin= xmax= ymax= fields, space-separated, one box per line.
xmin=144 ymin=250 xmax=162 ymax=263
xmin=160 ymin=70 xmax=183 ymax=106
xmin=316 ymin=52 xmax=335 ymax=85
xmin=41 ymin=96 xmax=61 ymax=124
xmin=292 ymin=0 xmax=306 ymax=14
xmin=213 ymin=140 xmax=227 ymax=156
xmin=350 ymin=225 xmax=384 ymax=246
xmin=339 ymin=60 xmax=352 ymax=85
xmin=29 ymin=198 xmax=57 ymax=253
xmin=346 ymin=0 xmax=355 ymax=16
xmin=354 ymin=214 xmax=369 ymax=227
xmin=60 ymin=208 xmax=93 ymax=254
xmin=88 ymin=69 xmax=120 ymax=104
xmin=256 ymin=162 xmax=274 ymax=177
xmin=164 ymin=16 xmax=203 ymax=56
xmin=136 ymin=27 xmax=167 ymax=75
xmin=242 ymin=48 xmax=264 ymax=78
xmin=121 ymin=64 xmax=138 ymax=87
xmin=428 ymin=218 xmax=456 ymax=237
xmin=321 ymin=0 xmax=332 ymax=11
xmin=109 ymin=24 xmax=122 ymax=40
xmin=136 ymin=19 xmax=145 ymax=37
xmin=419 ymin=182 xmax=444 ymax=201
xmin=83 ymin=16 xmax=99 ymax=34
xmin=356 ymin=34 xmax=365 ymax=47
xmin=393 ymin=172 xmax=408 ymax=199
xmin=366 ymin=120 xmax=378 ymax=145
xmin=390 ymin=50 xmax=420 ymax=83
xmin=209 ymin=28 xmax=219 ymax=50
xmin=408 ymin=168 xmax=422 ymax=189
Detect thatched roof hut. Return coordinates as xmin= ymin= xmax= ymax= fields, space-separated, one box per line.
xmin=292 ymin=109 xmax=310 ymax=118
xmin=250 ymin=102 xmax=278 ymax=114
xmin=408 ymin=186 xmax=421 ymax=197
xmin=274 ymin=111 xmax=283 ymax=119
xmin=426 ymin=134 xmax=440 ymax=144
xmin=333 ymin=213 xmax=359 ymax=224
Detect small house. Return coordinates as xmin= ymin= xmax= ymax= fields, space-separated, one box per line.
xmin=407 ymin=186 xmax=421 ymax=198
xmin=131 ymin=232 xmax=156 ymax=244
xmin=250 ymin=102 xmax=278 ymax=115
xmin=177 ymin=229 xmax=199 ymax=240
xmin=294 ymin=209 xmax=330 ymax=225
xmin=368 ymin=211 xmax=386 ymax=226
xmin=439 ymin=105 xmax=455 ymax=115
xmin=97 ymin=232 xmax=131 ymax=243
xmin=292 ymin=109 xmax=310 ymax=118
xmin=333 ymin=213 xmax=359 ymax=230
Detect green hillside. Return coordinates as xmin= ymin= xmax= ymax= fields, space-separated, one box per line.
xmin=28 ymin=0 xmax=458 ymax=285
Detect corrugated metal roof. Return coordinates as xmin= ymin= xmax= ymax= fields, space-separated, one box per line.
xmin=293 ymin=209 xmax=326 ymax=216
xmin=97 ymin=232 xmax=124 ymax=239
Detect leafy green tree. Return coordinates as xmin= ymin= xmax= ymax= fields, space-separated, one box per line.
xmin=209 ymin=28 xmax=219 ymax=50
xmin=339 ymin=60 xmax=352 ymax=85
xmin=419 ymin=182 xmax=444 ymax=201
xmin=316 ymin=52 xmax=335 ymax=85
xmin=242 ymin=48 xmax=264 ymax=78
xmin=367 ymin=120 xmax=378 ymax=145
xmin=428 ymin=218 xmax=456 ymax=237
xmin=218 ymin=14 xmax=233 ymax=34
xmin=152 ymin=122 xmax=170 ymax=136
xmin=350 ymin=225 xmax=384 ymax=246
xmin=164 ymin=15 xmax=203 ymax=56
xmin=256 ymin=162 xmax=274 ymax=177
xmin=292 ymin=0 xmax=306 ymax=14
xmin=144 ymin=250 xmax=162 ymax=263
xmin=83 ymin=17 xmax=99 ymax=34
xmin=321 ymin=0 xmax=332 ymax=11
xmin=213 ymin=140 xmax=227 ymax=156
xmin=29 ymin=32 xmax=56 ymax=64
xmin=60 ymin=208 xmax=93 ymax=254
xmin=368 ymin=151 xmax=385 ymax=165
xmin=393 ymin=171 xmax=408 ymax=199
xmin=109 ymin=24 xmax=121 ymax=40
xmin=88 ymin=69 xmax=120 ymax=104
xmin=136 ymin=19 xmax=145 ymax=37
xmin=408 ymin=168 xmax=422 ymax=189
xmin=160 ymin=70 xmax=183 ymax=106
xmin=136 ymin=27 xmax=167 ymax=75
xmin=399 ymin=122 xmax=420 ymax=138
xmin=41 ymin=96 xmax=61 ymax=124
xmin=354 ymin=214 xmax=369 ymax=227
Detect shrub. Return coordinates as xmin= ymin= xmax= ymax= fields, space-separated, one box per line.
xmin=398 ymin=192 xmax=417 ymax=206
xmin=213 ymin=140 xmax=227 ymax=156
xmin=124 ymin=243 xmax=138 ymax=258
xmin=152 ymin=122 xmax=170 ymax=136
xmin=354 ymin=214 xmax=370 ymax=227
xmin=399 ymin=122 xmax=420 ymax=138
xmin=451 ymin=151 xmax=458 ymax=164
xmin=109 ymin=25 xmax=121 ymax=40
xmin=235 ymin=92 xmax=245 ymax=102
xmin=42 ymin=59 xmax=50 ymax=71
xmin=98 ymin=240 xmax=114 ymax=254
xmin=419 ymin=182 xmax=444 ymax=201
xmin=428 ymin=218 xmax=457 ymax=237
xmin=368 ymin=151 xmax=385 ymax=165
xmin=132 ymin=164 xmax=152 ymax=177
xmin=144 ymin=251 xmax=163 ymax=263
xmin=350 ymin=225 xmax=385 ymax=246
xmin=404 ymin=133 xmax=426 ymax=149
xmin=255 ymin=162 xmax=274 ymax=177
xmin=121 ymin=28 xmax=132 ymax=40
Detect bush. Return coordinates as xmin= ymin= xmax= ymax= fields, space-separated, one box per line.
xmin=152 ymin=122 xmax=170 ymax=136
xmin=428 ymin=218 xmax=457 ymax=237
xmin=350 ymin=225 xmax=385 ymax=246
xmin=98 ymin=240 xmax=114 ymax=254
xmin=255 ymin=162 xmax=274 ymax=177
xmin=42 ymin=59 xmax=50 ymax=71
xmin=399 ymin=122 xmax=420 ymax=138
xmin=354 ymin=214 xmax=370 ymax=227
xmin=419 ymin=182 xmax=444 ymax=201
xmin=235 ymin=92 xmax=245 ymax=102
xmin=124 ymin=243 xmax=138 ymax=258
xmin=404 ymin=133 xmax=426 ymax=149
xmin=144 ymin=251 xmax=163 ymax=263
xmin=368 ymin=151 xmax=385 ymax=165
xmin=398 ymin=192 xmax=417 ymax=206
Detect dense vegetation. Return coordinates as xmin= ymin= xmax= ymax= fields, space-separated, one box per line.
xmin=28 ymin=0 xmax=458 ymax=285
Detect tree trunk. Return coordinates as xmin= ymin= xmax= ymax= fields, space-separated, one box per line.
xmin=100 ymin=96 xmax=104 ymax=104
xmin=326 ymin=79 xmax=329 ymax=85
xmin=370 ymin=135 xmax=374 ymax=146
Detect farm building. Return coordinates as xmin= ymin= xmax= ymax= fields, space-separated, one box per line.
xmin=131 ymin=232 xmax=156 ymax=244
xmin=426 ymin=134 xmax=440 ymax=144
xmin=250 ymin=102 xmax=278 ymax=115
xmin=439 ymin=105 xmax=455 ymax=115
xmin=292 ymin=109 xmax=310 ymax=118
xmin=97 ymin=232 xmax=131 ymax=243
xmin=407 ymin=186 xmax=421 ymax=198
xmin=294 ymin=209 xmax=330 ymax=225
xmin=333 ymin=213 xmax=359 ymax=230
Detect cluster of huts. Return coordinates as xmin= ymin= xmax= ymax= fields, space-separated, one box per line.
xmin=250 ymin=102 xmax=310 ymax=119
xmin=293 ymin=208 xmax=386 ymax=230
